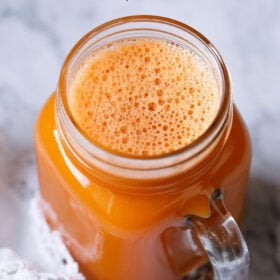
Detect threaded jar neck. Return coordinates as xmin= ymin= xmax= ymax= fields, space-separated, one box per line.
xmin=55 ymin=15 xmax=232 ymax=194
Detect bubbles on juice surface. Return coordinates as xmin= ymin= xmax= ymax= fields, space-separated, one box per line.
xmin=68 ymin=38 xmax=220 ymax=156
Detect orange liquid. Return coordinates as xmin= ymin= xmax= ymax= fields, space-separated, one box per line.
xmin=35 ymin=38 xmax=251 ymax=280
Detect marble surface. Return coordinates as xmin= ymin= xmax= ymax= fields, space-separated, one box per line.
xmin=0 ymin=0 xmax=279 ymax=279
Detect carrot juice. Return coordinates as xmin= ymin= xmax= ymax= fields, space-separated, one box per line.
xmin=34 ymin=16 xmax=251 ymax=279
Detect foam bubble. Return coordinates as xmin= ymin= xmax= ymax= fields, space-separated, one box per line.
xmin=68 ymin=38 xmax=220 ymax=156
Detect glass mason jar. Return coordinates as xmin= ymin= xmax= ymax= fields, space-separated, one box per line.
xmin=34 ymin=15 xmax=251 ymax=280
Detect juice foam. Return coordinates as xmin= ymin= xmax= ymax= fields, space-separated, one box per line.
xmin=68 ymin=38 xmax=219 ymax=156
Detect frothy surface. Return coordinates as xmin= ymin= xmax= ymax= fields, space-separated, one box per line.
xmin=68 ymin=38 xmax=219 ymax=156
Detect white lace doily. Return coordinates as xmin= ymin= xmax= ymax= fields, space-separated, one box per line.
xmin=0 ymin=153 xmax=85 ymax=280
xmin=0 ymin=198 xmax=84 ymax=280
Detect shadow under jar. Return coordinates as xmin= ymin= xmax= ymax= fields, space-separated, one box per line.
xmin=34 ymin=15 xmax=251 ymax=280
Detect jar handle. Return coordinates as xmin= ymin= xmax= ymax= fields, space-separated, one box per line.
xmin=185 ymin=189 xmax=250 ymax=280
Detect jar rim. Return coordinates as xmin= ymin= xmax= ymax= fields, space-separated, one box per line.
xmin=56 ymin=15 xmax=232 ymax=180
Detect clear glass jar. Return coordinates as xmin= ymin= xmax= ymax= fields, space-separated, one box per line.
xmin=35 ymin=15 xmax=251 ymax=280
